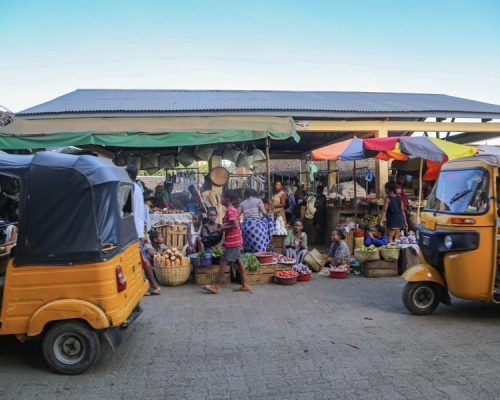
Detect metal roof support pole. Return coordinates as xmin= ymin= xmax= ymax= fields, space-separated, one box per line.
xmin=265 ymin=137 xmax=272 ymax=206
xmin=375 ymin=129 xmax=389 ymax=198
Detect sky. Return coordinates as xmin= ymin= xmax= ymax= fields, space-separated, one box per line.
xmin=1 ymin=0 xmax=500 ymax=112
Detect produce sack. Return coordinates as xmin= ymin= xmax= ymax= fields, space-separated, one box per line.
xmin=141 ymin=153 xmax=159 ymax=170
xmin=354 ymin=248 xmax=380 ymax=263
xmin=251 ymin=148 xmax=267 ymax=164
xmin=222 ymin=144 xmax=241 ymax=163
xmin=159 ymin=154 xmax=179 ymax=169
xmin=304 ymin=248 xmax=327 ymax=272
xmin=125 ymin=153 xmax=142 ymax=169
xmin=194 ymin=145 xmax=215 ymax=161
xmin=113 ymin=151 xmax=127 ymax=167
xmin=236 ymin=151 xmax=254 ymax=168
xmin=177 ymin=147 xmax=198 ymax=166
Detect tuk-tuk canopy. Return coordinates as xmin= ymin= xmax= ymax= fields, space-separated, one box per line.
xmin=0 ymin=152 xmax=137 ymax=266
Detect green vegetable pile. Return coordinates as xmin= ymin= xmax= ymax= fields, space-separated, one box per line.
xmin=242 ymin=253 xmax=261 ymax=272
xmin=380 ymin=244 xmax=400 ymax=249
xmin=211 ymin=247 xmax=224 ymax=258
xmin=358 ymin=245 xmax=378 ymax=252
xmin=361 ymin=215 xmax=380 ymax=228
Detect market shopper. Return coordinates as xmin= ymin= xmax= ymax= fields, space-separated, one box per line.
xmin=201 ymin=176 xmax=224 ymax=224
xmin=395 ymin=174 xmax=409 ymax=211
xmin=183 ymin=212 xmax=203 ymax=256
xmin=187 ymin=184 xmax=203 ymax=213
xmin=327 ymin=229 xmax=350 ymax=265
xmin=313 ymin=185 xmax=327 ymax=244
xmin=126 ymin=165 xmax=161 ymax=296
xmin=284 ymin=185 xmax=297 ymax=224
xmin=284 ymin=219 xmax=308 ymax=264
xmin=202 ymin=190 xmax=251 ymax=294
xmin=239 ymin=188 xmax=273 ymax=253
xmin=364 ymin=224 xmax=389 ymax=247
xmin=381 ymin=182 xmax=408 ymax=242
xmin=161 ymin=182 xmax=176 ymax=209
xmin=272 ymin=180 xmax=287 ymax=224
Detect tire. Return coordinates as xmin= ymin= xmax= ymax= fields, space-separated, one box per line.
xmin=41 ymin=320 xmax=101 ymax=375
xmin=402 ymin=282 xmax=441 ymax=315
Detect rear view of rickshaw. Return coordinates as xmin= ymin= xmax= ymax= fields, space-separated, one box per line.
xmin=402 ymin=150 xmax=500 ymax=314
xmin=0 ymin=152 xmax=149 ymax=373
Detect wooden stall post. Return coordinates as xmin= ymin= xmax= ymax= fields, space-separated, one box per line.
xmin=209 ymin=154 xmax=223 ymax=196
xmin=327 ymin=160 xmax=337 ymax=191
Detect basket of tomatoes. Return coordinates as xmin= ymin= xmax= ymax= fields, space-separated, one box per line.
xmin=274 ymin=270 xmax=299 ymax=285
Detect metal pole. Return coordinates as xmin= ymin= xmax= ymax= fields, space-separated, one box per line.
xmin=354 ymin=160 xmax=358 ymax=227
xmin=265 ymin=137 xmax=272 ymax=206
xmin=417 ymin=158 xmax=423 ymax=224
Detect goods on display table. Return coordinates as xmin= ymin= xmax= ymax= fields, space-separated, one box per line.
xmin=150 ymin=209 xmax=192 ymax=226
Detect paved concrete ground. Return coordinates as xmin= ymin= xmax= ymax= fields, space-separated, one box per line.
xmin=1 ymin=275 xmax=500 ymax=400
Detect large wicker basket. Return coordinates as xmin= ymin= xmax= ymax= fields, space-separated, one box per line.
xmin=354 ymin=248 xmax=380 ymax=263
xmin=154 ymin=264 xmax=191 ymax=286
xmin=379 ymin=248 xmax=400 ymax=262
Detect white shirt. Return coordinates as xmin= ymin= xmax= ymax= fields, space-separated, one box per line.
xmin=132 ymin=183 xmax=145 ymax=239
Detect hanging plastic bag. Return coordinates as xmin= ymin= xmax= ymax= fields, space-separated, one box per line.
xmin=251 ymin=148 xmax=267 ymax=164
xmin=194 ymin=145 xmax=215 ymax=161
xmin=113 ymin=151 xmax=127 ymax=167
xmin=159 ymin=154 xmax=179 ymax=169
xmin=125 ymin=153 xmax=142 ymax=169
xmin=222 ymin=144 xmax=241 ymax=163
xmin=236 ymin=146 xmax=254 ymax=168
xmin=141 ymin=153 xmax=159 ymax=171
xmin=177 ymin=147 xmax=197 ymax=166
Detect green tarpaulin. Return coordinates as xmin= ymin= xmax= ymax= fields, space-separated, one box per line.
xmin=0 ymin=116 xmax=298 ymax=149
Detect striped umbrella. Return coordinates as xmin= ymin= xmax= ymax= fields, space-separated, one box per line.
xmin=363 ymin=136 xmax=477 ymax=163
xmin=311 ymin=137 xmax=366 ymax=161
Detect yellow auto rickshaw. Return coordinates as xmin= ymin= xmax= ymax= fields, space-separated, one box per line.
xmin=402 ymin=150 xmax=500 ymax=315
xmin=0 ymin=151 xmax=149 ymax=374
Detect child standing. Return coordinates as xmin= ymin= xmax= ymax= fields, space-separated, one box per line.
xmin=202 ymin=190 xmax=251 ymax=294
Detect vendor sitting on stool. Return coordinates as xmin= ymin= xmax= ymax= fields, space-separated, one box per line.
xmin=284 ymin=219 xmax=308 ymax=264
xmin=326 ymin=229 xmax=350 ymax=266
xmin=364 ymin=224 xmax=389 ymax=247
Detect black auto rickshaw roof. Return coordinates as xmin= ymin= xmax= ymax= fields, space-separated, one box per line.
xmin=0 ymin=152 xmax=137 ymax=266
xmin=0 ymin=151 xmax=130 ymax=185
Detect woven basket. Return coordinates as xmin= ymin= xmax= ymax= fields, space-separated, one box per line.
xmin=379 ymin=248 xmax=400 ymax=262
xmin=154 ymin=264 xmax=191 ymax=286
xmin=354 ymin=248 xmax=380 ymax=263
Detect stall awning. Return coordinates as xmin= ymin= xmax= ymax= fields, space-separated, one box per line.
xmin=0 ymin=116 xmax=298 ymax=149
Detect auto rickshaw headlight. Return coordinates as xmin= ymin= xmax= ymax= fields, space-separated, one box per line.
xmin=444 ymin=235 xmax=453 ymax=249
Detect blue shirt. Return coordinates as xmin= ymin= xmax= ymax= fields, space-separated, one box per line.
xmin=364 ymin=235 xmax=389 ymax=247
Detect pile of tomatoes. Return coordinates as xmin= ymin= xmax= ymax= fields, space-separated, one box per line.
xmin=276 ymin=270 xmax=298 ymax=279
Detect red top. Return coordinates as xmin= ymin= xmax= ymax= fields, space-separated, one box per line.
xmin=223 ymin=205 xmax=243 ymax=248
xmin=395 ymin=183 xmax=408 ymax=211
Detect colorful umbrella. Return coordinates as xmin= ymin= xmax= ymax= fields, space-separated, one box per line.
xmin=311 ymin=137 xmax=366 ymax=161
xmin=363 ymin=136 xmax=477 ymax=163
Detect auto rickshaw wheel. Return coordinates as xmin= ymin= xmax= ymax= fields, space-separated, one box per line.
xmin=403 ymin=282 xmax=440 ymax=315
xmin=41 ymin=320 xmax=101 ymax=374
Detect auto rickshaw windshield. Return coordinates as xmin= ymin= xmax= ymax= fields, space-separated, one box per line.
xmin=425 ymin=168 xmax=489 ymax=214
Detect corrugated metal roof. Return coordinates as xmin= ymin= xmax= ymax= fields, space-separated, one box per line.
xmin=17 ymin=89 xmax=500 ymax=118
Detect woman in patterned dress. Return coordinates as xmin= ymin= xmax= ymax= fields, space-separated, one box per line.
xmin=239 ymin=188 xmax=274 ymax=253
